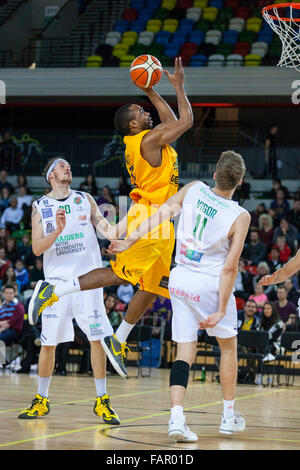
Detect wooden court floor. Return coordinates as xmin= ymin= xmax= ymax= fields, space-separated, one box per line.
xmin=1 ymin=368 xmax=300 ymax=450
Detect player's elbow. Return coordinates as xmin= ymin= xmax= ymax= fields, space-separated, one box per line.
xmin=32 ymin=244 xmax=42 ymax=257
xmin=223 ymin=265 xmax=238 ymax=277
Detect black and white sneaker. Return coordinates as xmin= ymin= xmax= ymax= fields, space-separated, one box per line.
xmin=28 ymin=280 xmax=58 ymax=325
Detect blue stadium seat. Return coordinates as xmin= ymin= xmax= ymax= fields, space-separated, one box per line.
xmin=189 ymin=30 xmax=205 ymax=45
xmin=114 ymin=20 xmax=129 ymax=33
xmin=179 ymin=18 xmax=195 ymax=33
xmin=209 ymin=0 xmax=223 ymax=8
xmin=155 ymin=31 xmax=171 ymax=46
xmin=222 ymin=30 xmax=239 ymax=45
xmin=257 ymin=32 xmax=273 ymax=44
xmin=189 ymin=54 xmax=207 ymax=66
xmin=164 ymin=45 xmax=180 ymax=57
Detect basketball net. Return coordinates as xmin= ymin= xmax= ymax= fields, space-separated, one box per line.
xmin=262 ymin=2 xmax=300 ymax=71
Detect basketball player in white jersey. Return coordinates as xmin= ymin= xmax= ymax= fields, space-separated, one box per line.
xmin=18 ymin=158 xmax=120 ymax=424
xmin=108 ymin=151 xmax=251 ymax=441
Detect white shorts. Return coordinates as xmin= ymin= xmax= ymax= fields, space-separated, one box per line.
xmin=41 ymin=284 xmax=113 ymax=346
xmin=169 ymin=265 xmax=238 ymax=342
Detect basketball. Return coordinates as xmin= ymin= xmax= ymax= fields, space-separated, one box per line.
xmin=130 ymin=55 xmax=162 ymax=89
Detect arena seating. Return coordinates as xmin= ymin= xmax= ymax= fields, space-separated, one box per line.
xmin=88 ymin=0 xmax=281 ymax=68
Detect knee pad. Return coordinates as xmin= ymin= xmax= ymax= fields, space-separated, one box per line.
xmin=170 ymin=360 xmax=190 ymax=388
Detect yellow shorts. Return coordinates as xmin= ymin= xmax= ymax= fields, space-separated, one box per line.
xmin=110 ymin=203 xmax=175 ymax=299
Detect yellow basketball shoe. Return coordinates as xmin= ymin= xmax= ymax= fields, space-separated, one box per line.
xmin=28 ymin=280 xmax=58 ymax=325
xmin=18 ymin=394 xmax=50 ymax=419
xmin=93 ymin=394 xmax=120 ymax=425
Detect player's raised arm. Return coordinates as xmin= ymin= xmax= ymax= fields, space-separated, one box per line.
xmin=143 ymin=87 xmax=178 ymax=124
xmin=87 ymin=193 xmax=129 ymax=241
xmin=31 ymin=203 xmax=66 ymax=256
xmin=141 ymin=58 xmax=193 ymax=152
xmin=108 ymin=182 xmax=197 ymax=253
xmin=258 ymin=248 xmax=300 ymax=287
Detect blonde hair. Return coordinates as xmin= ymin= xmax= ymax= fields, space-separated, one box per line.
xmin=215 ymin=150 xmax=246 ymax=191
xmin=258 ymin=213 xmax=273 ymax=230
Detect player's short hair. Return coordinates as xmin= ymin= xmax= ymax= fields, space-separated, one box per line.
xmin=215 ymin=150 xmax=246 ymax=191
xmin=114 ymin=104 xmax=134 ymax=135
xmin=42 ymin=157 xmax=66 ymax=185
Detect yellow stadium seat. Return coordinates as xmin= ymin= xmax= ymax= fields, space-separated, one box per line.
xmin=203 ymin=6 xmax=218 ymax=21
xmin=112 ymin=44 xmax=129 ymax=59
xmin=122 ymin=31 xmax=138 ymax=41
xmin=85 ymin=55 xmax=103 ymax=67
xmin=162 ymin=1 xmax=176 ymax=10
xmin=244 ymin=53 xmax=261 ymax=66
xmin=120 ymin=54 xmax=136 ymax=67
xmin=121 ymin=36 xmax=137 ymax=46
xmin=146 ymin=19 xmax=162 ymax=33
xmin=194 ymin=0 xmax=208 ymax=7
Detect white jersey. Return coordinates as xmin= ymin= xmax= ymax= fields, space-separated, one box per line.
xmin=34 ymin=190 xmax=102 ymax=279
xmin=175 ymin=181 xmax=248 ymax=276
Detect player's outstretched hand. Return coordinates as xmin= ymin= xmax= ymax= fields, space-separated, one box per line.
xmin=257 ymin=271 xmax=279 ymax=287
xmin=199 ymin=312 xmax=225 ymax=330
xmin=163 ymin=57 xmax=185 ymax=89
xmin=56 ymin=208 xmax=66 ymax=234
xmin=107 ymin=239 xmax=132 ymax=254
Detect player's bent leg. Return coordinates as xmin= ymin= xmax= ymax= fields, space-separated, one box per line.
xmin=101 ymin=290 xmax=156 ymax=378
xmin=217 ymin=336 xmax=246 ymax=435
xmin=168 ymin=342 xmax=198 ymax=443
xmin=28 ymin=268 xmax=126 ymax=325
xmin=18 ymin=346 xmax=55 ymax=419
xmin=90 ymin=341 xmax=120 ymax=425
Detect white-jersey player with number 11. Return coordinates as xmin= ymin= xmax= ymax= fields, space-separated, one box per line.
xmin=108 ymin=150 xmax=251 ymax=441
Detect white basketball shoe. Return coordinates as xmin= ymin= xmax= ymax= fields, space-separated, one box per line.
xmin=168 ymin=415 xmax=198 ymax=442
xmin=219 ymin=412 xmax=246 ymax=435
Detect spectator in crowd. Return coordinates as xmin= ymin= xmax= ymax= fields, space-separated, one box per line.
xmin=232 ymin=179 xmax=250 ymax=205
xmin=275 ymin=285 xmax=298 ymax=323
xmin=284 ymin=312 xmax=300 ymax=332
xmin=270 ymin=178 xmax=289 ymax=200
xmin=273 ymin=235 xmax=291 ymax=263
xmin=249 ymin=203 xmax=266 ymax=229
xmin=0 ymin=187 xmax=11 ymax=216
xmin=283 ymin=278 xmax=300 ymax=307
xmin=97 ymin=185 xmax=115 ymax=207
xmin=0 ymin=247 xmax=11 ymax=279
xmin=253 ymin=262 xmax=275 ymax=298
xmin=242 ymin=230 xmax=267 ymax=266
xmin=264 ymin=124 xmax=278 ymax=179
xmin=0 ymin=227 xmax=8 ymax=248
xmin=267 ymin=246 xmax=284 ymax=273
xmin=258 ymin=302 xmax=284 ymax=361
xmin=0 ymin=284 xmax=24 ymax=345
xmin=17 ymin=317 xmax=41 ymax=374
xmin=0 ymin=196 xmax=24 ymax=232
xmin=152 ymin=295 xmax=173 ymax=339
xmin=270 ymin=189 xmax=290 ymax=223
xmin=17 ymin=233 xmax=35 ymax=267
xmin=116 ymin=284 xmax=134 ymax=306
xmin=5 ymin=237 xmax=18 ymax=265
xmin=29 ymin=257 xmax=44 ymax=289
xmin=79 ymin=174 xmax=98 ymax=197
xmin=1 ymin=266 xmax=20 ymax=292
xmin=105 ymin=293 xmax=122 ymax=331
xmin=0 ymin=132 xmax=19 ymax=172
xmin=16 ymin=186 xmax=33 ymax=210
xmin=0 ymin=169 xmax=14 ymax=193
xmin=14 ymin=259 xmax=29 ymax=292
xmin=258 ymin=213 xmax=274 ymax=252
xmin=249 ymin=284 xmax=268 ymax=315
xmin=17 ymin=174 xmax=31 ymax=194
xmin=237 ymin=299 xmax=260 ymax=330
xmin=234 ymin=258 xmax=254 ymax=300
xmin=117 ymin=175 xmax=131 ymax=197
xmin=273 ymin=217 xmax=298 ymax=253
xmin=290 ymin=200 xmax=300 ymax=236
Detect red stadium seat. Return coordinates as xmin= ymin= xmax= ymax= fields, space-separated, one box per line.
xmin=234 ymin=42 xmax=251 ymax=56
xmin=235 ymin=6 xmax=251 ymax=20
xmin=122 ymin=8 xmax=138 ymax=22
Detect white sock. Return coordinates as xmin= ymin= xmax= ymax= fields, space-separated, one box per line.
xmin=171 ymin=405 xmax=184 ymax=421
xmin=223 ymin=399 xmax=235 ymax=419
xmin=38 ymin=376 xmax=52 ymax=398
xmin=94 ymin=378 xmax=106 ymax=398
xmin=54 ymin=278 xmax=80 ymax=298
xmin=115 ymin=320 xmax=135 ymax=344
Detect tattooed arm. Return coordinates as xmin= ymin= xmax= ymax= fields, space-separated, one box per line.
xmin=86 ymin=193 xmax=129 ymax=240
xmin=31 ymin=203 xmax=66 ymax=256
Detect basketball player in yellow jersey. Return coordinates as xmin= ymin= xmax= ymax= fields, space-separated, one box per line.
xmin=28 ymin=57 xmax=193 ymax=378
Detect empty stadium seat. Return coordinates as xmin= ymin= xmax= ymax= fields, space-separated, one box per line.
xmin=236 ymin=6 xmax=251 ymax=20
xmin=228 ymin=17 xmax=245 ymax=32
xmin=114 ymin=20 xmax=129 ymax=33
xmin=246 ymin=17 xmax=262 ymax=33
xmin=155 ymin=30 xmax=171 ymax=46
xmin=251 ymin=41 xmax=268 ymax=57
xmin=222 ymin=29 xmax=239 ymax=45
xmin=186 ymin=6 xmax=202 ymax=21
xmin=205 ymin=29 xmax=222 ymax=45
xmin=112 ymin=43 xmax=129 ymax=59
xmin=203 ymin=6 xmax=218 ymax=21
xmin=120 ymin=54 xmax=136 ymax=67
xmin=189 ymin=30 xmax=205 ymax=44
xmin=164 ymin=44 xmax=180 ymax=57
xmin=217 ymin=41 xmax=233 ymax=56
xmin=194 ymin=0 xmax=208 ymax=8
xmin=226 ymin=53 xmax=243 ymax=66
xmin=234 ymin=41 xmax=251 ymax=56
xmin=162 ymin=0 xmax=177 ymax=10
xmin=105 ymin=36 xmax=120 ymax=47
xmin=189 ymin=53 xmax=207 ymax=65
xmin=138 ymin=31 xmax=154 ymax=46
xmin=163 ymin=18 xmax=179 ymax=33
xmin=179 ymin=18 xmax=195 ymax=32
xmin=85 ymin=55 xmax=103 ymax=67
xmin=146 ymin=19 xmax=162 ymax=33
xmin=244 ymin=53 xmax=261 ymax=66
xmin=208 ymin=53 xmax=225 ymax=66
xmin=122 ymin=8 xmax=139 ymax=22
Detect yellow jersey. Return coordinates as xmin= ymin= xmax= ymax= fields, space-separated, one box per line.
xmin=124 ymin=130 xmax=178 ymax=206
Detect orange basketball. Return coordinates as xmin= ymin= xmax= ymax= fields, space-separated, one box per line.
xmin=130 ymin=55 xmax=163 ymax=88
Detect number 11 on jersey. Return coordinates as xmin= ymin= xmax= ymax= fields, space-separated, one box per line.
xmin=193 ymin=213 xmax=207 ymax=241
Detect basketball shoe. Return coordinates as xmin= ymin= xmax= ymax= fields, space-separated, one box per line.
xmin=93 ymin=394 xmax=120 ymax=425
xmin=219 ymin=411 xmax=246 ymax=434
xmin=168 ymin=416 xmax=198 ymax=442
xmin=28 ymin=280 xmax=58 ymax=325
xmin=18 ymin=394 xmax=50 ymax=419
xmin=101 ymin=335 xmax=129 ymax=378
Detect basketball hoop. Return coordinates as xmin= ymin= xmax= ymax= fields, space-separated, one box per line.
xmin=262 ymin=3 xmax=300 ymax=71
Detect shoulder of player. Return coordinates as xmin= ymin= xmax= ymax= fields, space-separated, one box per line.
xmin=233 ymin=210 xmax=251 ymax=231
